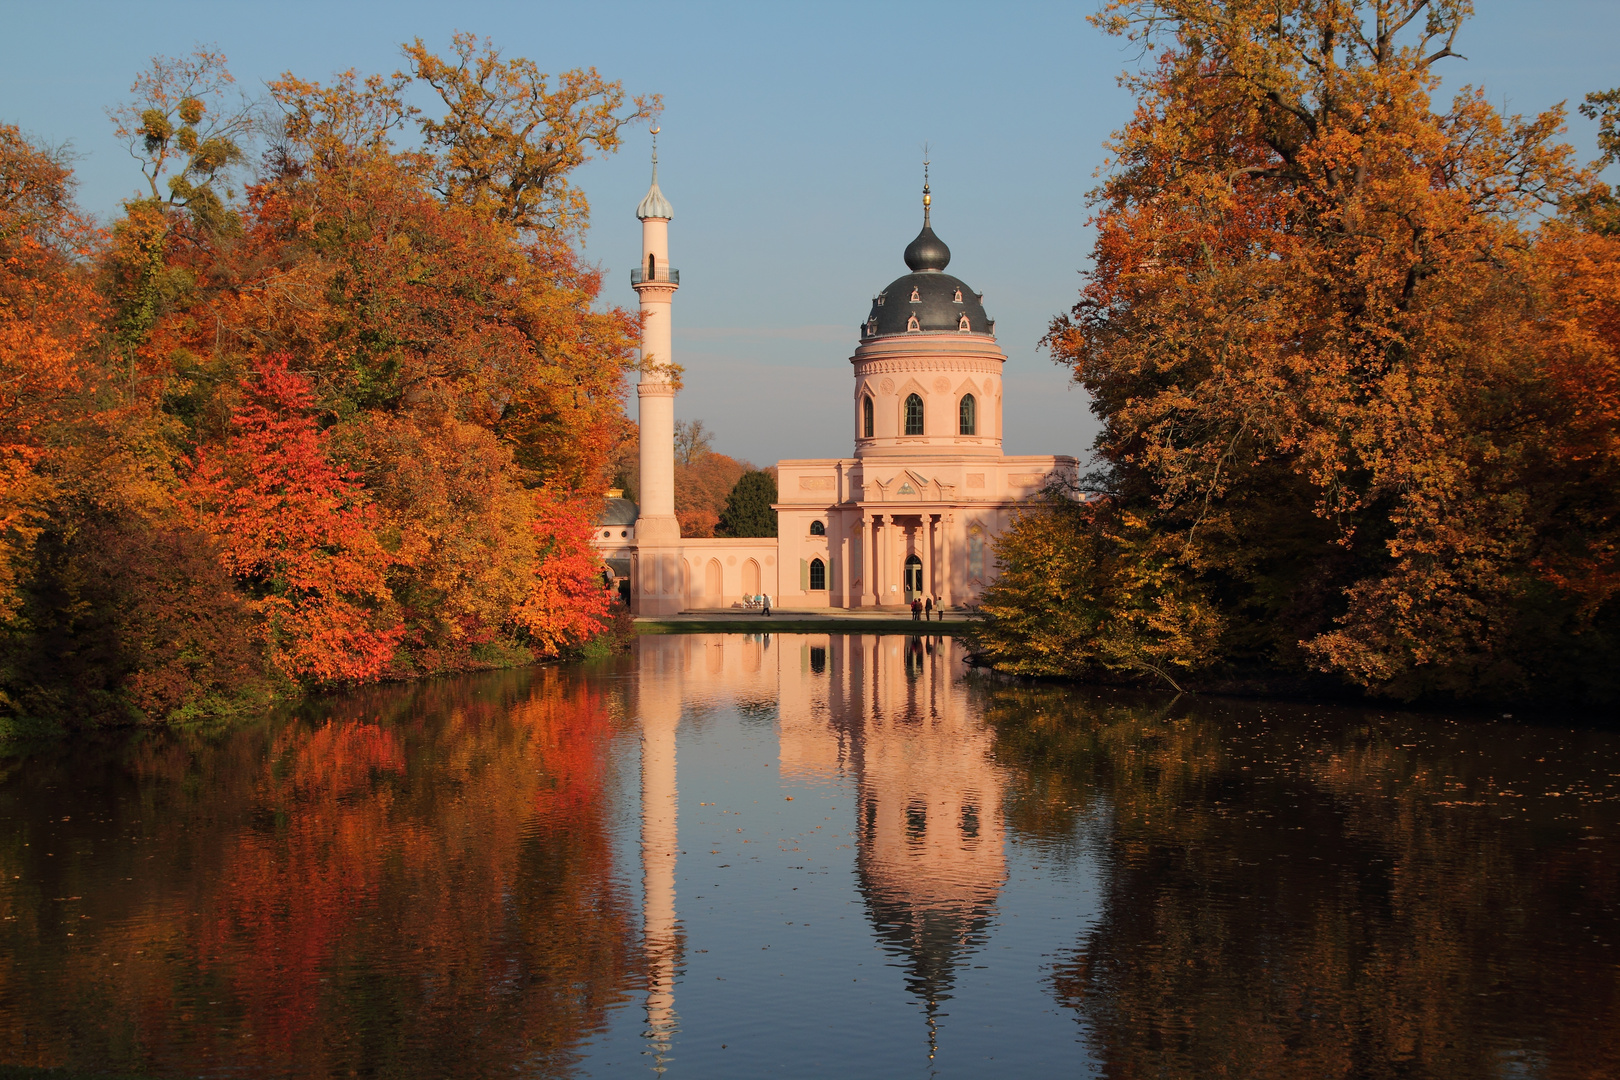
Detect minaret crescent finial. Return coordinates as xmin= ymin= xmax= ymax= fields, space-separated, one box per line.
xmin=922 ymin=143 xmax=932 ymax=227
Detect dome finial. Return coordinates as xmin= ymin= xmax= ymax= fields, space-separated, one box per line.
xmin=903 ymin=148 xmax=949 ymax=272
xmin=922 ymin=144 xmax=932 ymax=228
xmin=637 ymin=126 xmax=673 ymax=220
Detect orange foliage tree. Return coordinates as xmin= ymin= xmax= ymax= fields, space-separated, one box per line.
xmin=0 ymin=125 xmax=104 ymax=624
xmin=183 ymin=354 xmax=402 ymax=683
xmin=1000 ymin=0 xmax=1620 ymax=702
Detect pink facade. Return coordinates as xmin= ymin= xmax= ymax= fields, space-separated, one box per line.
xmin=596 ymin=155 xmax=1077 ymax=612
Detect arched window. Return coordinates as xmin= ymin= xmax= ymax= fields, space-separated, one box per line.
xmin=906 ymin=314 xmax=920 ymax=332
xmin=959 ymin=394 xmax=977 ymax=435
xmin=904 ymin=393 xmax=924 ymax=435
xmin=862 ymin=395 xmax=874 ymax=438
xmin=810 ymin=520 xmax=826 ymax=536
xmin=648 ymin=254 xmax=656 ymax=278
xmin=809 ymin=558 xmax=826 ymax=590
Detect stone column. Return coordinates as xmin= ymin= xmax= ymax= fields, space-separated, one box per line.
xmin=860 ymin=513 xmax=874 ymax=607
xmin=940 ymin=513 xmax=953 ymax=609
xmin=920 ymin=513 xmax=934 ymax=605
xmin=880 ymin=514 xmax=893 ymax=607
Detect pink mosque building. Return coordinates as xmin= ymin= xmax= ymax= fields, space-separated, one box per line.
xmin=595 ymin=141 xmax=1078 ymax=615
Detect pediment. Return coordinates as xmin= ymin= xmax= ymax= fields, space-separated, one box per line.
xmin=869 ymin=469 xmax=958 ymax=502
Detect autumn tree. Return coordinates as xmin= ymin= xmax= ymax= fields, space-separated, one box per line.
xmin=0 ymin=125 xmax=101 ymax=625
xmin=976 ymin=495 xmax=1223 ymax=690
xmin=673 ymin=419 xmax=713 ymax=466
xmin=184 ymin=354 xmax=402 ymax=683
xmin=402 ymin=32 xmax=659 ymax=240
xmin=1012 ymin=0 xmax=1620 ymax=702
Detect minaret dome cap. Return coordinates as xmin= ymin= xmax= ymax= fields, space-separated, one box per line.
xmin=636 ymin=126 xmax=673 ymax=220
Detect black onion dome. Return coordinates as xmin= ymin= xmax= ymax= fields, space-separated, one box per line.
xmin=863 ymin=267 xmax=993 ymax=337
xmin=903 ymin=224 xmax=951 ymax=272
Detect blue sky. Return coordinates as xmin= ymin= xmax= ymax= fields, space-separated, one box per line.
xmin=3 ymin=1 xmax=1617 ymax=465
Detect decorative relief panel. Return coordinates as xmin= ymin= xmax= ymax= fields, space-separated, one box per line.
xmin=799 ymin=476 xmax=835 ymax=490
xmin=932 ymin=376 xmax=950 ymax=393
xmin=855 ymin=358 xmax=1002 ymax=376
xmin=879 ymin=377 xmax=895 ymax=394
xmin=966 ymin=473 xmax=986 ymax=488
xmin=1009 ymin=473 xmax=1045 ymax=486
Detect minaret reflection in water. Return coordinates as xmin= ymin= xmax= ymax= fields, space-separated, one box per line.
xmin=779 ymin=633 xmax=1007 ymax=1061
xmin=638 ymin=645 xmax=681 ymax=1070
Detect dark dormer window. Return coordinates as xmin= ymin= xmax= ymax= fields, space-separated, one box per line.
xmin=866 ymin=318 xmax=877 ymax=336
xmin=906 ymin=314 xmax=919 ymax=332
xmin=959 ymin=394 xmax=977 ymax=435
xmin=953 ymin=287 xmax=963 ymax=303
xmin=958 ymin=313 xmax=971 ymax=332
xmin=876 ymin=292 xmax=886 ymax=307
xmin=810 ymin=520 xmax=826 ymax=536
xmin=904 ymin=393 xmax=924 ymax=435
xmin=909 ymin=286 xmax=920 ymax=303
xmin=863 ymin=395 xmax=874 ymax=438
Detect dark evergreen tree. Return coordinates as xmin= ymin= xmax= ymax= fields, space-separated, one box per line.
xmin=716 ymin=470 xmax=777 ymax=538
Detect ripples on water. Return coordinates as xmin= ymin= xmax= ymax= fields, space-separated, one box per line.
xmin=0 ymin=633 xmax=1616 ymax=1078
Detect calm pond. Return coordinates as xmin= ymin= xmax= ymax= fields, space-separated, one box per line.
xmin=2 ymin=633 xmax=1617 ymax=1078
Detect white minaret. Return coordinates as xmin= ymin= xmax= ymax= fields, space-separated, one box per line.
xmin=634 ymin=129 xmax=680 ymax=562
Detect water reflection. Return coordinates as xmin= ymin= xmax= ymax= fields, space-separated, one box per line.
xmin=0 ymin=670 xmax=641 ymax=1077
xmin=979 ymin=682 xmax=1620 ymax=1079
xmin=785 ymin=635 xmax=1005 ymax=1057
xmin=1 ymin=637 xmax=1617 ymax=1078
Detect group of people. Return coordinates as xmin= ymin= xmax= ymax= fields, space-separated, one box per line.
xmin=910 ymin=595 xmax=946 ymax=621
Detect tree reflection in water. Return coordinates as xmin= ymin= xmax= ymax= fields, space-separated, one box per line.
xmin=981 ymin=684 xmax=1620 ymax=1078
xmin=0 ymin=668 xmax=639 ymax=1077
xmin=3 ymin=640 xmax=1618 ymax=1078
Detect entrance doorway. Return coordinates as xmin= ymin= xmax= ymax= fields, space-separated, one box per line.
xmin=904 ymin=554 xmax=923 ymax=601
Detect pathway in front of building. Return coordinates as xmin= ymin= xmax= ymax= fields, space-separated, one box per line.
xmin=636 ymin=607 xmax=976 ymax=627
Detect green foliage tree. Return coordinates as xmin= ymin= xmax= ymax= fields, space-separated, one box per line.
xmin=716 ymin=470 xmax=777 ymax=538
xmin=975 ymin=496 xmax=1223 ymax=690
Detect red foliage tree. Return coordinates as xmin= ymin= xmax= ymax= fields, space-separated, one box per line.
xmin=184 ymin=354 xmax=402 ymax=682
xmin=514 ymin=489 xmax=611 ymax=657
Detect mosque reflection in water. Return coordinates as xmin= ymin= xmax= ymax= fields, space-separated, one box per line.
xmin=630 ymin=632 xmax=1001 ymax=1059
xmin=4 ymin=632 xmax=1619 ymax=1077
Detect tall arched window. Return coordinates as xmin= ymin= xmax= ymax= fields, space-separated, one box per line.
xmin=959 ymin=394 xmax=977 ymax=435
xmin=862 ymin=395 xmax=874 ymax=438
xmin=809 ymin=520 xmax=826 ymax=536
xmin=809 ymin=558 xmax=826 ymax=590
xmin=648 ymin=254 xmax=656 ymax=278
xmin=904 ymin=394 xmax=924 ymax=435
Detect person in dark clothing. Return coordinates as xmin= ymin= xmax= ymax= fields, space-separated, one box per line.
xmin=763 ymin=594 xmax=771 ymax=617
xmin=924 ymin=596 xmax=933 ymax=621
xmin=911 ymin=597 xmax=922 ymax=621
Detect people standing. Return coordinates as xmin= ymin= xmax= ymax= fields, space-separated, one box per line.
xmin=911 ymin=597 xmax=922 ymax=621
xmin=924 ymin=596 xmax=933 ymax=621
xmin=763 ymin=593 xmax=771 ymax=617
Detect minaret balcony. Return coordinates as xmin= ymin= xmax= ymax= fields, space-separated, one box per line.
xmin=631 ymin=267 xmax=680 ymax=286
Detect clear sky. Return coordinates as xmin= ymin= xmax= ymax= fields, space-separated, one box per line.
xmin=3 ymin=1 xmax=1617 ymax=466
